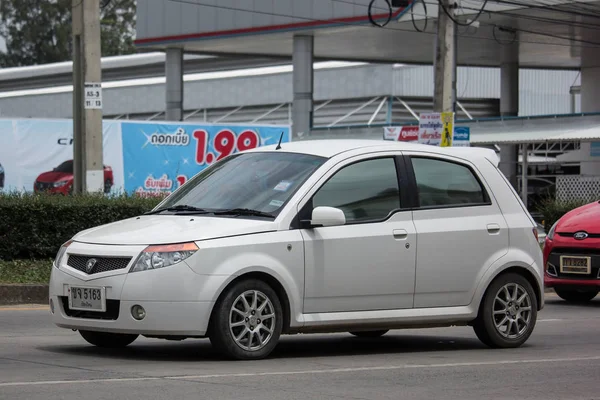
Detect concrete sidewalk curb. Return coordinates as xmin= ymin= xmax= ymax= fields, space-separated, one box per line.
xmin=0 ymin=284 xmax=49 ymax=305
xmin=0 ymin=284 xmax=555 ymax=305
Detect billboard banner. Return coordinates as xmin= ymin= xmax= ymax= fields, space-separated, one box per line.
xmin=120 ymin=121 xmax=291 ymax=196
xmin=0 ymin=118 xmax=290 ymax=195
xmin=0 ymin=118 xmax=124 ymax=194
xmin=383 ymin=126 xmax=419 ymax=142
xmin=418 ymin=112 xmax=454 ymax=147
xmin=453 ymin=126 xmax=471 ymax=147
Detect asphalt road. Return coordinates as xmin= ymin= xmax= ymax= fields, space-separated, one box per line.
xmin=1 ymin=294 xmax=599 ymax=400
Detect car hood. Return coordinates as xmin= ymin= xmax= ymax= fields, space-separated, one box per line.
xmin=37 ymin=171 xmax=72 ymax=182
xmin=557 ymin=201 xmax=600 ymax=233
xmin=73 ymin=215 xmax=278 ymax=245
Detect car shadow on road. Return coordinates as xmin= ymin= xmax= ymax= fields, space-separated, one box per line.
xmin=37 ymin=332 xmax=500 ymax=362
xmin=544 ymin=298 xmax=600 ymax=309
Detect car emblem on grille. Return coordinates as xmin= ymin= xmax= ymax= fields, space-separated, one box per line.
xmin=86 ymin=258 xmax=97 ymax=273
xmin=574 ymin=231 xmax=589 ymax=240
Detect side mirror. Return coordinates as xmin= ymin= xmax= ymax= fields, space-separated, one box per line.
xmin=310 ymin=206 xmax=346 ymax=227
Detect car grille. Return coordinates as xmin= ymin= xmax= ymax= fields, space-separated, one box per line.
xmin=67 ymin=255 xmax=132 ymax=275
xmin=60 ymin=296 xmax=120 ymax=320
xmin=557 ymin=232 xmax=600 ymax=239
xmin=35 ymin=181 xmax=53 ymax=191
xmin=548 ymin=248 xmax=600 ymax=280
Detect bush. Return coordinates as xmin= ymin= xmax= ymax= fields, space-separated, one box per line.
xmin=0 ymin=259 xmax=53 ymax=284
xmin=0 ymin=192 xmax=163 ymax=261
xmin=537 ymin=198 xmax=591 ymax=231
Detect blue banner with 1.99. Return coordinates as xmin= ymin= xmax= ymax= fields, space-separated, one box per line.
xmin=121 ymin=121 xmax=291 ymax=196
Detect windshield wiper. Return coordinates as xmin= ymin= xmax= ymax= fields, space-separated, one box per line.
xmin=144 ymin=205 xmax=210 ymax=215
xmin=213 ymin=208 xmax=275 ymax=219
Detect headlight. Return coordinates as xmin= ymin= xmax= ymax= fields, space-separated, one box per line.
xmin=54 ymin=180 xmax=69 ymax=187
xmin=54 ymin=240 xmax=73 ymax=267
xmin=130 ymin=242 xmax=198 ymax=272
xmin=547 ymin=220 xmax=559 ymax=241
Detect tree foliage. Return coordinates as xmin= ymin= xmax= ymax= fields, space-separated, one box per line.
xmin=0 ymin=0 xmax=136 ymax=67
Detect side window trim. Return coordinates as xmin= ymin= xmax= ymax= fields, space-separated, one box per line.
xmin=405 ymin=154 xmax=493 ymax=211
xmin=291 ymin=154 xmax=408 ymax=229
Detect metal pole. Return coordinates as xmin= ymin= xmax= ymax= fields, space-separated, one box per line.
xmin=433 ymin=0 xmax=455 ymax=112
xmin=521 ymin=144 xmax=529 ymax=206
xmin=292 ymin=35 xmax=314 ymax=138
xmin=165 ymin=48 xmax=184 ymax=121
xmin=82 ymin=0 xmax=104 ymax=193
xmin=72 ymin=0 xmax=84 ymax=194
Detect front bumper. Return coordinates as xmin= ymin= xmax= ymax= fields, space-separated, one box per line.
xmin=49 ymin=241 xmax=229 ymax=337
xmin=544 ymin=274 xmax=600 ymax=288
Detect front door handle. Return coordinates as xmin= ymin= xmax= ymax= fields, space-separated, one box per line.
xmin=487 ymin=223 xmax=501 ymax=234
xmin=393 ymin=229 xmax=408 ymax=240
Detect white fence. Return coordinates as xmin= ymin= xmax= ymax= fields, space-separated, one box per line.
xmin=556 ymin=175 xmax=600 ymax=202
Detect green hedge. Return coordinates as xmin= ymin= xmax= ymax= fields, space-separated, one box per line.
xmin=0 ymin=192 xmax=163 ymax=261
xmin=537 ymin=198 xmax=592 ymax=232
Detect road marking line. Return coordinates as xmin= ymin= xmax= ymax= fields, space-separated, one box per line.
xmin=538 ymin=318 xmax=563 ymax=322
xmin=0 ymin=306 xmax=48 ymax=311
xmin=2 ymin=355 xmax=600 ymax=387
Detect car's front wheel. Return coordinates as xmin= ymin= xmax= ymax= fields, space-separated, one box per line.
xmin=79 ymin=330 xmax=138 ymax=348
xmin=209 ymin=279 xmax=283 ymax=360
xmin=473 ymin=272 xmax=538 ymax=348
xmin=554 ymin=287 xmax=599 ymax=303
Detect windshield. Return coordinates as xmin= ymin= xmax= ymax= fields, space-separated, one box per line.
xmin=54 ymin=160 xmax=73 ymax=173
xmin=157 ymin=151 xmax=326 ymax=217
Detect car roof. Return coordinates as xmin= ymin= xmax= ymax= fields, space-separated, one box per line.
xmin=248 ymin=139 xmax=499 ymax=166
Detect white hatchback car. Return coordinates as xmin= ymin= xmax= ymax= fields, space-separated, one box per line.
xmin=49 ymin=139 xmax=544 ymax=360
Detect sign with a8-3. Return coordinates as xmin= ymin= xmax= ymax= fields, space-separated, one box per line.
xmin=84 ymin=82 xmax=102 ymax=109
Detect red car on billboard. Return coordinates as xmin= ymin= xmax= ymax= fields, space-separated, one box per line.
xmin=543 ymin=200 xmax=600 ymax=303
xmin=34 ymin=160 xmax=113 ymax=195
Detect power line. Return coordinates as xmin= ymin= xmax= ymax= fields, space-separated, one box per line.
xmin=166 ymin=0 xmax=600 ymax=49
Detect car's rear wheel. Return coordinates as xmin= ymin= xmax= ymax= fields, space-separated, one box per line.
xmin=209 ymin=279 xmax=283 ymax=360
xmin=79 ymin=330 xmax=138 ymax=348
xmin=349 ymin=330 xmax=389 ymax=338
xmin=554 ymin=287 xmax=599 ymax=303
xmin=473 ymin=272 xmax=538 ymax=348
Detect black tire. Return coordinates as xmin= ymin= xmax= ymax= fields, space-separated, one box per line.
xmin=208 ymin=279 xmax=283 ymax=360
xmin=349 ymin=330 xmax=389 ymax=338
xmin=104 ymin=179 xmax=112 ymax=194
xmin=554 ymin=287 xmax=599 ymax=303
xmin=473 ymin=272 xmax=538 ymax=348
xmin=79 ymin=330 xmax=138 ymax=348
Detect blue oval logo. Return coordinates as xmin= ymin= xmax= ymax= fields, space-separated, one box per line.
xmin=574 ymin=231 xmax=589 ymax=240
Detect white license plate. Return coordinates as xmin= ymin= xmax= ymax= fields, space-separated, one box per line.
xmin=68 ymin=286 xmax=106 ymax=312
xmin=559 ymin=256 xmax=591 ymax=275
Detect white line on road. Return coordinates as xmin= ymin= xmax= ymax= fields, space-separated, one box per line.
xmin=538 ymin=319 xmax=563 ymax=322
xmin=1 ymin=355 xmax=600 ymax=387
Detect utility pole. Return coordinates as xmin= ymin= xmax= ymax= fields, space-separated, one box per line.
xmin=72 ymin=0 xmax=104 ymax=194
xmin=433 ymin=0 xmax=456 ymax=113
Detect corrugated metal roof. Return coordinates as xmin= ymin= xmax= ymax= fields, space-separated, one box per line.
xmin=469 ymin=114 xmax=600 ymax=144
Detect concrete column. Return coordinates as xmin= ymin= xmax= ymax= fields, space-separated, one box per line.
xmin=498 ymin=54 xmax=520 ymax=190
xmin=580 ymin=64 xmax=600 ymax=175
xmin=166 ymin=48 xmax=184 ymax=121
xmin=292 ymin=35 xmax=314 ymax=138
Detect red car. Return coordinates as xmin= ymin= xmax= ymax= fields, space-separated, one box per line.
xmin=34 ymin=160 xmax=113 ymax=195
xmin=543 ymin=200 xmax=600 ymax=303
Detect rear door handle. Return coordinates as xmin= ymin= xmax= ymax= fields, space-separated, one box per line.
xmin=393 ymin=229 xmax=408 ymax=240
xmin=487 ymin=223 xmax=501 ymax=234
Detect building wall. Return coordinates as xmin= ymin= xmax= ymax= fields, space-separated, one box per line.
xmin=0 ymin=63 xmax=580 ymax=122
xmin=137 ymin=0 xmax=379 ymax=41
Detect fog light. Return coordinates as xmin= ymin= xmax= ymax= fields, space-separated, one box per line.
xmin=131 ymin=305 xmax=146 ymax=321
xmin=49 ymin=298 xmax=54 ymax=314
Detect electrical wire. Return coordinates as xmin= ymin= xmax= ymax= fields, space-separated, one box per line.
xmin=437 ymin=0 xmax=488 ymax=27
xmin=492 ymin=25 xmax=517 ymax=45
xmin=368 ymin=0 xmax=393 ymax=27
xmin=411 ymin=0 xmax=428 ymax=33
